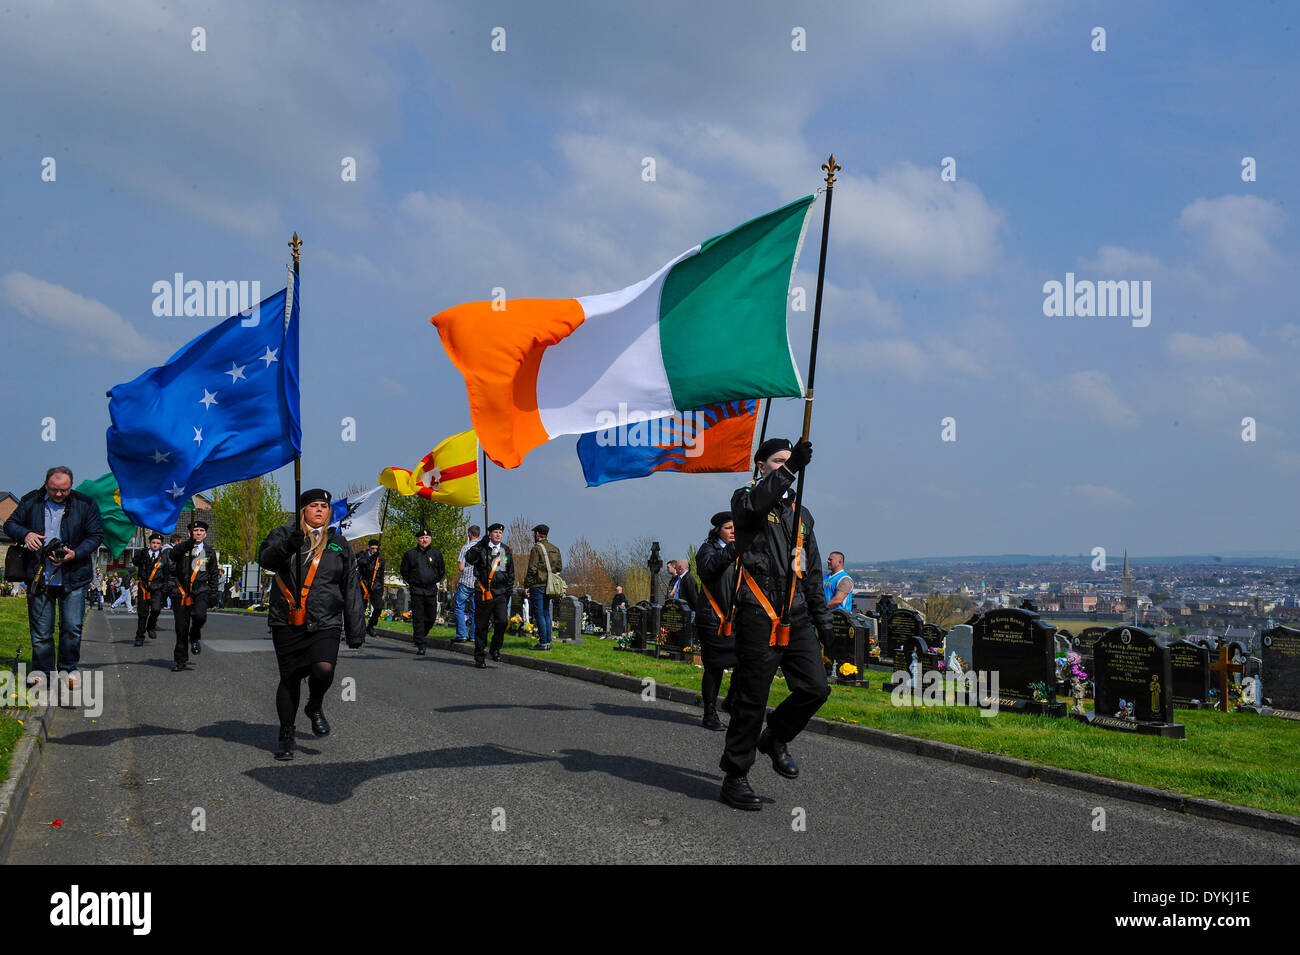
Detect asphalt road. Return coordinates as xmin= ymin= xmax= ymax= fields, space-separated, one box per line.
xmin=11 ymin=609 xmax=1300 ymax=864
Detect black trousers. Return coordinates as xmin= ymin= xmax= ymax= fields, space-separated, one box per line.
xmin=410 ymin=591 xmax=438 ymax=648
xmin=173 ymin=595 xmax=209 ymax=665
xmin=136 ymin=591 xmax=164 ymax=639
xmin=364 ymin=595 xmax=382 ymax=630
xmin=474 ymin=593 xmax=508 ymax=662
xmin=720 ymin=604 xmax=830 ymax=776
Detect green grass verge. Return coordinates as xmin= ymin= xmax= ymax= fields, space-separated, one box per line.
xmin=0 ymin=598 xmax=36 ymax=784
xmin=374 ymin=620 xmax=1300 ymax=818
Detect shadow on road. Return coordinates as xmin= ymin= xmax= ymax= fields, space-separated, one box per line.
xmin=433 ymin=703 xmax=587 ymax=714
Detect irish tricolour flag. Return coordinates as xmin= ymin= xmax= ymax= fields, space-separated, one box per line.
xmin=431 ymin=195 xmax=815 ymax=468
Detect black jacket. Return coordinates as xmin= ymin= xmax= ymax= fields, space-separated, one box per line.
xmin=730 ymin=466 xmax=831 ymax=633
xmin=259 ymin=524 xmax=366 ymax=640
xmin=356 ymin=550 xmax=386 ymax=601
xmin=170 ymin=539 xmax=220 ymax=605
xmin=694 ymin=535 xmax=737 ymax=632
xmin=3 ymin=488 xmax=104 ymax=590
xmin=465 ymin=539 xmax=515 ymax=600
xmin=400 ymin=545 xmax=445 ymax=595
xmin=132 ymin=548 xmax=172 ymax=600
xmin=666 ymin=570 xmax=699 ymax=608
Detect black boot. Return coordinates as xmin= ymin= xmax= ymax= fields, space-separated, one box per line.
xmin=758 ymin=728 xmax=799 ymax=779
xmin=304 ymin=701 xmax=330 ymax=737
xmin=719 ymin=774 xmax=762 ymax=810
xmin=274 ymin=726 xmax=295 ymax=761
xmin=134 ymin=635 xmax=145 ymax=647
xmin=701 ymin=704 xmax=725 ymax=731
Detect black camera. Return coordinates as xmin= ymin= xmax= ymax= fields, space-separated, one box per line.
xmin=41 ymin=538 xmax=68 ymax=561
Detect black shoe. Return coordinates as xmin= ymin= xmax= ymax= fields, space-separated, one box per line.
xmin=191 ymin=640 xmax=201 ymax=655
xmin=474 ymin=659 xmax=488 ymax=669
xmin=134 ymin=638 xmax=145 ymax=647
xmin=416 ymin=645 xmax=426 ymax=656
xmin=274 ymin=727 xmax=295 ymax=761
xmin=719 ymin=774 xmax=762 ymax=810
xmin=149 ymin=630 xmax=158 ymax=640
xmin=701 ymin=707 xmax=725 ymax=731
xmin=366 ymin=626 xmax=376 ymax=639
xmin=172 ymin=662 xmax=187 ymax=672
xmin=758 ymin=729 xmax=799 ymax=779
xmin=304 ymin=703 xmax=330 ymax=737
xmin=490 ymin=651 xmax=502 ymax=662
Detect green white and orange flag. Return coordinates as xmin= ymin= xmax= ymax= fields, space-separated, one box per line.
xmin=431 ymin=196 xmax=814 ymax=468
xmin=379 ymin=429 xmax=481 ymax=505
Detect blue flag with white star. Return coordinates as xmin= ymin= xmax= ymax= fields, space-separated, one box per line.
xmin=106 ymin=276 xmax=301 ymax=532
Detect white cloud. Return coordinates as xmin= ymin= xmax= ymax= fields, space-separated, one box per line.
xmin=1 ymin=272 xmax=162 ymax=363
xmin=1167 ymin=332 xmax=1261 ymax=362
xmin=1080 ymin=245 xmax=1163 ymax=275
xmin=834 ymin=163 xmax=1003 ymax=279
xmin=1178 ymin=195 xmax=1285 ymax=279
xmin=832 ymin=338 xmax=928 ymax=382
xmin=1066 ymin=371 xmax=1139 ymax=429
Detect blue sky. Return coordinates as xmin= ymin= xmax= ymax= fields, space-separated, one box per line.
xmin=1 ymin=1 xmax=1296 ymax=564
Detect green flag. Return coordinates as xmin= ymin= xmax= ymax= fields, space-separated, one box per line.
xmin=75 ymin=472 xmax=193 ymax=557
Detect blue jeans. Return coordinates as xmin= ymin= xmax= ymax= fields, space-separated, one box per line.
xmin=454 ymin=583 xmax=476 ymax=640
xmin=28 ymin=584 xmax=87 ymax=673
xmin=529 ymin=586 xmax=553 ymax=644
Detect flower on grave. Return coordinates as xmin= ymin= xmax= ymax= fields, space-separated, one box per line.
xmin=838 ymin=662 xmax=858 ymax=677
xmin=936 ymin=659 xmax=947 ymax=671
xmin=1028 ymin=681 xmax=1051 ymax=703
xmin=869 ymin=646 xmax=881 ymax=659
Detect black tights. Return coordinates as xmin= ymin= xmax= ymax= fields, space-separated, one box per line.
xmin=276 ymin=661 xmax=335 ymax=730
xmin=702 ymin=666 xmax=731 ymax=710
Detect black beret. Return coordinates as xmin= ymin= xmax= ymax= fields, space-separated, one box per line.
xmin=487 ymin=522 xmax=505 ymax=532
xmin=710 ymin=511 xmax=733 ymax=528
xmin=755 ymin=437 xmax=793 ymax=462
xmin=298 ymin=487 xmax=331 ymax=509
xmin=532 ymin=524 xmax=549 ymax=536
xmin=367 ymin=538 xmax=380 ymax=546
xmin=149 ymin=532 xmax=164 ymax=541
xmin=417 ymin=527 xmax=432 ymax=537
xmin=191 ymin=520 xmax=209 ymax=531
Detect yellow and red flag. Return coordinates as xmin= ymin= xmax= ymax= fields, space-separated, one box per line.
xmin=379 ymin=429 xmax=481 ymax=505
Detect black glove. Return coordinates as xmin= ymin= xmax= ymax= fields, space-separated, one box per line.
xmin=347 ymin=634 xmax=365 ymax=649
xmin=287 ymin=528 xmax=306 ymax=552
xmin=787 ymin=440 xmax=813 ymax=472
xmin=817 ymin=624 xmax=834 ymax=649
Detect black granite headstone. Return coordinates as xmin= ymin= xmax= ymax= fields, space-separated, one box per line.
xmin=658 ymin=598 xmax=693 ymax=651
xmin=583 ymin=598 xmax=606 ymax=633
xmin=627 ymin=603 xmax=648 ymax=649
xmin=1262 ymin=626 xmax=1300 ymax=712
xmin=972 ymin=607 xmax=1059 ymax=706
xmin=1169 ymin=639 xmax=1212 ymax=708
xmin=609 ymin=605 xmax=628 ymax=636
xmin=1093 ymin=626 xmax=1175 ymax=724
xmin=552 ymin=595 xmax=583 ymax=642
xmin=885 ymin=607 xmax=924 ymax=659
xmin=827 ymin=609 xmax=873 ymax=685
xmin=922 ymin=623 xmax=946 ymax=649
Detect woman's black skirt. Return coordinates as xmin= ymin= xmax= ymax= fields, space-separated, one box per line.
xmin=699 ymin=623 xmax=737 ymax=670
xmin=271 ymin=625 xmax=340 ymax=679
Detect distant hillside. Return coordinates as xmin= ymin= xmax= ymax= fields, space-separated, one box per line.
xmin=854 ymin=553 xmax=1300 ymax=569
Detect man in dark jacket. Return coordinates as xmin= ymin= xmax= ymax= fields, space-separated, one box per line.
xmin=356 ymin=538 xmax=386 ymax=638
xmin=3 ymin=466 xmax=103 ymax=686
xmin=718 ymin=437 xmax=832 ymax=811
xmin=522 ymin=523 xmax=562 ymax=649
xmin=170 ymin=520 xmax=220 ymax=671
xmin=399 ymin=528 xmax=445 ymax=655
xmin=465 ymin=522 xmax=514 ymax=667
xmin=666 ymin=559 xmax=699 ymax=610
xmin=132 ymin=532 xmax=171 ymax=646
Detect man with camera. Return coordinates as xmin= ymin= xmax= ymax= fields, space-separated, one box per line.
xmin=3 ymin=466 xmax=104 ymax=690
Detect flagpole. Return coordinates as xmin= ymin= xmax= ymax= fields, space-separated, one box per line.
xmin=481 ymin=446 xmax=489 ymax=528
xmin=289 ymin=232 xmax=302 ymax=594
xmin=755 ymin=397 xmax=773 ymax=479
xmin=781 ymin=155 xmax=838 ymax=634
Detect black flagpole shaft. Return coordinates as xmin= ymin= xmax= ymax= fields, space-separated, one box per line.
xmin=755 ymin=397 xmax=773 ymax=477
xmin=482 ymin=446 xmax=489 ymax=529
xmin=290 ymin=233 xmax=302 ymax=592
xmin=785 ymin=157 xmax=838 ymax=622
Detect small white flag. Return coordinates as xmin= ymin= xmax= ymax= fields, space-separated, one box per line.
xmin=332 ymin=485 xmax=386 ymax=540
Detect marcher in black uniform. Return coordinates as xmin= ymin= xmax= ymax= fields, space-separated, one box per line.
xmin=719 ymin=437 xmax=832 ymax=810
xmin=695 ymin=511 xmax=738 ymax=731
xmin=258 ymin=488 xmax=366 ymax=760
xmin=170 ymin=520 xmax=220 ymax=671
xmin=132 ymin=532 xmax=171 ymax=647
xmin=356 ymin=538 xmax=386 ymax=638
xmin=399 ymin=528 xmax=444 ymax=655
xmin=465 ymin=522 xmax=514 ymax=668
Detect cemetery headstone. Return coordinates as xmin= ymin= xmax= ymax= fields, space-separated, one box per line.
xmin=884 ymin=635 xmax=941 ymax=692
xmin=943 ymin=624 xmax=973 ymax=672
xmin=1073 ymin=626 xmax=1106 ymax=675
xmin=658 ymin=598 xmax=693 ymax=653
xmin=922 ymin=623 xmax=946 ymax=649
xmin=1261 ymin=626 xmax=1300 ymax=718
xmin=885 ymin=607 xmax=924 ymax=659
xmin=1168 ymin=639 xmax=1212 ymax=709
xmin=626 ymin=603 xmax=647 ymax=649
xmin=1086 ymin=626 xmax=1184 ymax=737
xmin=609 ymin=604 xmax=628 ymax=637
xmin=584 ymin=598 xmax=607 ymax=634
xmin=552 ymin=595 xmax=584 ymax=644
xmin=827 ymin=608 xmax=871 ymax=686
xmin=971 ymin=607 xmax=1065 ymax=716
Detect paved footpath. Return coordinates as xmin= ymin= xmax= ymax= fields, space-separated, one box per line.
xmin=11 ymin=610 xmax=1300 ymax=864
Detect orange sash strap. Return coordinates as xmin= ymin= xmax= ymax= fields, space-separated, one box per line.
xmin=738 ymin=503 xmax=804 ymax=647
xmin=142 ymin=556 xmax=161 ymax=600
xmin=275 ymin=552 xmax=322 ymax=627
xmin=362 ymin=555 xmax=380 ymax=600
xmin=178 ymin=559 xmax=202 ymax=607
